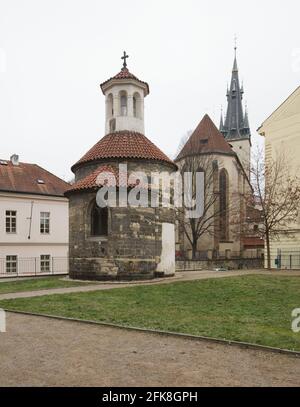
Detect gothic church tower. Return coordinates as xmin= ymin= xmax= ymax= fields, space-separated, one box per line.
xmin=220 ymin=47 xmax=251 ymax=173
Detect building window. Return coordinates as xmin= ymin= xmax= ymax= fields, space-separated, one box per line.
xmin=6 ymin=255 xmax=17 ymax=273
xmin=109 ymin=118 xmax=116 ymax=132
xmin=6 ymin=210 xmax=17 ymax=233
xmin=40 ymin=255 xmax=51 ymax=272
xmin=107 ymin=93 xmax=114 ymax=118
xmin=120 ymin=92 xmax=127 ymax=116
xmin=91 ymin=202 xmax=108 ymax=236
xmin=219 ymin=169 xmax=228 ymax=241
xmin=133 ymin=92 xmax=141 ymax=118
xmin=133 ymin=96 xmax=137 ymax=117
xmin=40 ymin=212 xmax=50 ymax=234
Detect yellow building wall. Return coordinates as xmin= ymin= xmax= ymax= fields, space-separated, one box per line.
xmin=259 ymin=86 xmax=300 ymax=268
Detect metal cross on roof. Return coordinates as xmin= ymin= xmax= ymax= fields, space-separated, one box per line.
xmin=121 ymin=51 xmax=129 ymax=69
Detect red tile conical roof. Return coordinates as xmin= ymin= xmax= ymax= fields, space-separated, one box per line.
xmin=100 ymin=67 xmax=150 ymax=95
xmin=176 ymin=114 xmax=234 ymax=160
xmin=72 ymin=131 xmax=176 ymax=172
xmin=66 ymin=164 xmax=150 ymax=195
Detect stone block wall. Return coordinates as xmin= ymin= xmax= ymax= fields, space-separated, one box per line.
xmin=68 ymin=159 xmax=176 ymax=280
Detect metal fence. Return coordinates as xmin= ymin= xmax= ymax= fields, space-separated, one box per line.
xmin=0 ymin=257 xmax=68 ymax=278
xmin=176 ymin=250 xmax=264 ymax=261
xmin=271 ymin=253 xmax=300 ymax=270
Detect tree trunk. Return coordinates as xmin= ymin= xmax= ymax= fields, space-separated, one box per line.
xmin=266 ymin=230 xmax=271 ymax=270
xmin=192 ymin=241 xmax=197 ymax=260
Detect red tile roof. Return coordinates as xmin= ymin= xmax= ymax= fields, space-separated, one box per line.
xmin=100 ymin=67 xmax=150 ymax=95
xmin=72 ymin=131 xmax=176 ymax=172
xmin=66 ymin=164 xmax=149 ymax=194
xmin=0 ymin=160 xmax=70 ymax=197
xmin=176 ymin=114 xmax=234 ymax=160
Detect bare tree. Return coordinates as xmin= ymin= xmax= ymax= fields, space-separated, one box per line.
xmin=250 ymin=146 xmax=300 ymax=269
xmin=175 ymin=133 xmax=241 ymax=260
xmin=177 ymin=154 xmax=217 ymax=259
xmin=174 ymin=131 xmax=193 ymax=160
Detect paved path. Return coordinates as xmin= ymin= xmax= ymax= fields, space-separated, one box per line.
xmin=0 ymin=313 xmax=299 ymax=387
xmin=0 ymin=269 xmax=300 ymax=300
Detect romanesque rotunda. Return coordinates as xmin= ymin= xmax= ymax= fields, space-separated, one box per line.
xmin=66 ymin=53 xmax=177 ymax=280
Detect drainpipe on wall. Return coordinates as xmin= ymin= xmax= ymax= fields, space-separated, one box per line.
xmin=27 ymin=201 xmax=34 ymax=240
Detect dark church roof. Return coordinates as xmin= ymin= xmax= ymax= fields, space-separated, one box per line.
xmin=72 ymin=131 xmax=176 ymax=172
xmin=0 ymin=159 xmax=70 ymax=197
xmin=100 ymin=67 xmax=150 ymax=95
xmin=176 ymin=114 xmax=234 ymax=161
xmin=220 ymin=50 xmax=251 ymax=141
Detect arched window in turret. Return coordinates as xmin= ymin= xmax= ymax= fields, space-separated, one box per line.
xmin=90 ymin=201 xmax=108 ymax=236
xmin=133 ymin=92 xmax=141 ymax=118
xmin=133 ymin=95 xmax=137 ymax=117
xmin=120 ymin=91 xmax=128 ymax=116
xmin=107 ymin=93 xmax=113 ymax=118
xmin=109 ymin=118 xmax=116 ymax=133
xmin=219 ymin=169 xmax=229 ymax=241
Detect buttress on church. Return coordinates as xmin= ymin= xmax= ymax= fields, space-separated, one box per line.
xmin=66 ymin=50 xmax=261 ymax=280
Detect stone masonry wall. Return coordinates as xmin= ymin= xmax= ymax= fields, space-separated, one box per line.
xmin=68 ymin=159 xmax=176 ymax=280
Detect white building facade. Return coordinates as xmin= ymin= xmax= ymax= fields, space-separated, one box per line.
xmin=0 ymin=155 xmax=69 ymax=277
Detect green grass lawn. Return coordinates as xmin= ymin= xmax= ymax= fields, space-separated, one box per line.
xmin=1 ymin=275 xmax=299 ymax=350
xmin=0 ymin=276 xmax=90 ymax=294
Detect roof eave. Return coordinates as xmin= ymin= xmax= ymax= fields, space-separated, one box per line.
xmin=72 ymin=156 xmax=177 ymax=173
xmin=100 ymin=78 xmax=149 ymax=96
xmin=0 ymin=188 xmax=68 ymax=199
xmin=175 ymin=150 xmax=236 ymax=162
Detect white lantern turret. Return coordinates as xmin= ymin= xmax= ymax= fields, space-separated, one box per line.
xmin=100 ymin=52 xmax=150 ymax=135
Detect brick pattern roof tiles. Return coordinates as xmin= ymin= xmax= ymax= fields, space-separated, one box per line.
xmin=100 ymin=67 xmax=150 ymax=95
xmin=0 ymin=160 xmax=70 ymax=196
xmin=176 ymin=114 xmax=234 ymax=160
xmin=66 ymin=164 xmax=149 ymax=194
xmin=72 ymin=131 xmax=175 ymax=171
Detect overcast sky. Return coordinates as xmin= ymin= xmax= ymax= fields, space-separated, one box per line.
xmin=0 ymin=0 xmax=299 ymax=180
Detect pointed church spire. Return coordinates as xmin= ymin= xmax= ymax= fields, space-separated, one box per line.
xmin=233 ymin=51 xmax=238 ymax=72
xmin=219 ymin=107 xmax=224 ymax=132
xmin=232 ymin=35 xmax=238 ymax=72
xmin=243 ymin=103 xmax=250 ymax=129
xmin=220 ymin=45 xmax=251 ymax=141
xmin=241 ymin=80 xmax=244 ymax=95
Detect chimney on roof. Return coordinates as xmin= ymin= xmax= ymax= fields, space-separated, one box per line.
xmin=10 ymin=154 xmax=19 ymax=166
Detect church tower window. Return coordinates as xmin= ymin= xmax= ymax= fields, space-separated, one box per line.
xmin=120 ymin=91 xmax=128 ymax=116
xmin=133 ymin=92 xmax=141 ymax=118
xmin=109 ymin=118 xmax=116 ymax=133
xmin=133 ymin=95 xmax=137 ymax=117
xmin=107 ymin=93 xmax=114 ymax=118
xmin=91 ymin=201 xmax=108 ymax=236
xmin=232 ymin=79 xmax=237 ymax=92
